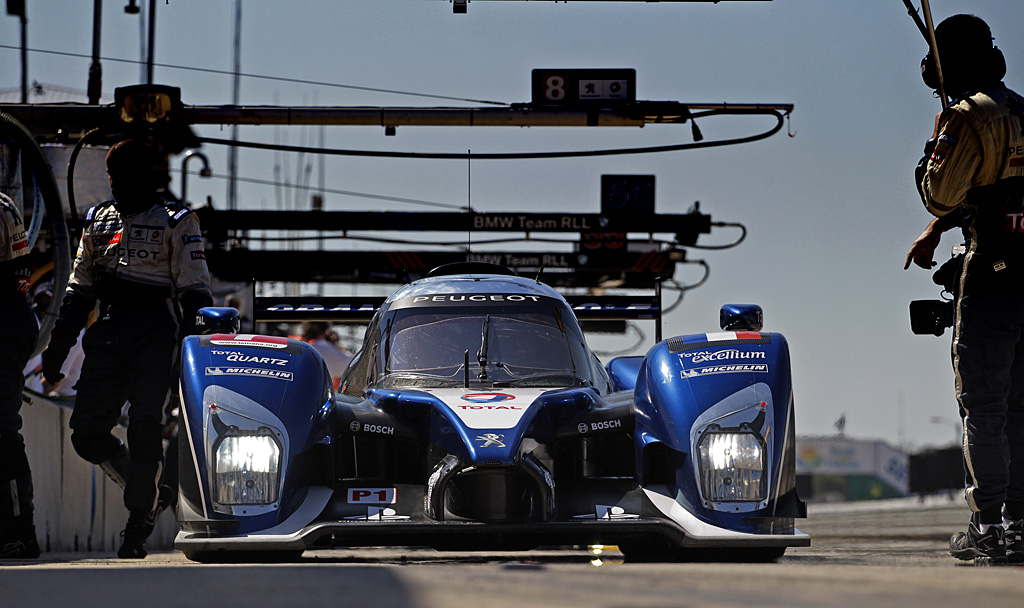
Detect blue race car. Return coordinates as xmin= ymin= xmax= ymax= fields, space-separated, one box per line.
xmin=174 ymin=263 xmax=807 ymax=562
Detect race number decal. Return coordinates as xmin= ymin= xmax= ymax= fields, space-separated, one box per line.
xmin=531 ymin=69 xmax=636 ymax=105
xmin=347 ymin=488 xmax=397 ymax=504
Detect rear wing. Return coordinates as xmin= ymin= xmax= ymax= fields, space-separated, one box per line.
xmin=254 ymin=290 xmax=663 ymax=340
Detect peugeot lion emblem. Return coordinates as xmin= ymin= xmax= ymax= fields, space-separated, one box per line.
xmin=476 ymin=433 xmax=505 ymax=448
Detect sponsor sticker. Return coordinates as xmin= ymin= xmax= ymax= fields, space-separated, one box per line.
xmin=190 ymin=250 xmax=206 ymax=260
xmin=130 ymin=225 xmax=164 ymax=244
xmin=211 ymin=351 xmax=289 ymax=366
xmin=392 ymin=293 xmax=555 ymax=309
xmin=681 ymin=348 xmax=766 ymax=365
xmin=572 ymin=505 xmax=640 ymax=520
xmin=672 ymin=331 xmax=770 ymax=352
xmin=182 ymin=234 xmax=203 ymax=245
xmin=476 ymin=433 xmax=506 ymax=448
xmin=461 ymin=392 xmax=515 ymax=403
xmin=680 ymin=364 xmax=768 ymax=379
xmin=588 ymin=419 xmax=622 ymax=431
xmin=347 ymin=488 xmax=397 ymax=504
xmin=205 ymin=367 xmax=294 ymax=381
xmin=209 ymin=334 xmax=290 ymax=349
xmin=348 ymin=420 xmax=394 ymax=435
xmin=343 ymin=507 xmax=410 ymax=521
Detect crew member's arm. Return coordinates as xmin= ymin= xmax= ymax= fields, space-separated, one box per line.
xmin=168 ymin=209 xmax=213 ymax=337
xmin=917 ymin=108 xmax=983 ymax=217
xmin=42 ymin=228 xmax=98 ymax=384
xmin=904 ymin=210 xmax=964 ymax=270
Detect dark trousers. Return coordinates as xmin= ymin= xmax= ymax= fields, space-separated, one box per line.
xmin=952 ymin=284 xmax=1024 ymax=522
xmin=69 ymin=307 xmax=177 ymax=514
xmin=0 ymin=290 xmax=39 ymax=526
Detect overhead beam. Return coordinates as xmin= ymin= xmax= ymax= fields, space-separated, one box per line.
xmin=0 ymin=101 xmax=791 ymax=137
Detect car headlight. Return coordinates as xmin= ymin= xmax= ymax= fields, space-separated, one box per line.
xmin=214 ymin=431 xmax=282 ymax=505
xmin=697 ymin=431 xmax=765 ymax=502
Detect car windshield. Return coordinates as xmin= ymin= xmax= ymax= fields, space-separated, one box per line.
xmin=377 ymin=303 xmax=590 ymax=389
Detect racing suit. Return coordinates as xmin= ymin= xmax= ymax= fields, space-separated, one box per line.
xmin=52 ymin=197 xmax=211 ymax=517
xmin=0 ymin=192 xmax=38 ymax=556
xmin=918 ymin=83 xmax=1024 ymax=524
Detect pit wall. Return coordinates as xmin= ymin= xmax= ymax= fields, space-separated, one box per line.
xmin=20 ymin=398 xmax=176 ymax=553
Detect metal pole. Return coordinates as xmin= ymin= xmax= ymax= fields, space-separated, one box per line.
xmin=146 ymin=0 xmax=156 ymax=84
xmin=19 ymin=8 xmax=27 ymax=103
xmin=88 ymin=0 xmax=103 ymax=104
xmin=920 ymin=0 xmax=949 ymax=108
xmin=228 ymin=0 xmax=241 ymax=211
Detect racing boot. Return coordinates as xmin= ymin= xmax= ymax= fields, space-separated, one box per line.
xmin=117 ymin=511 xmax=152 ymax=559
xmin=1005 ymin=519 xmax=1024 ymax=564
xmin=950 ymin=515 xmax=1007 ymax=563
xmin=0 ymin=475 xmax=40 ymax=559
xmin=117 ymin=484 xmax=174 ymax=560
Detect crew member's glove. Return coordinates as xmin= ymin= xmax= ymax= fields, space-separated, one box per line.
xmin=41 ymin=327 xmax=78 ymax=385
xmin=178 ymin=291 xmax=213 ymax=341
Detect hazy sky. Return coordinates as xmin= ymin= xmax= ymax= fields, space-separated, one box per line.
xmin=3 ymin=0 xmax=1022 ymax=449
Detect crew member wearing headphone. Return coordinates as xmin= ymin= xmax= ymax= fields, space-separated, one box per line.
xmin=905 ymin=14 xmax=1024 ymax=563
xmin=41 ymin=140 xmax=212 ymax=559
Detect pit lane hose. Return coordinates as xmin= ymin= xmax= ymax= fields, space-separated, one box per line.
xmin=0 ymin=111 xmax=71 ymax=357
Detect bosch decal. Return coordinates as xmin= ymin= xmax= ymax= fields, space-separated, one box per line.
xmin=588 ymin=419 xmax=622 ymax=431
xmin=362 ymin=424 xmax=394 ymax=435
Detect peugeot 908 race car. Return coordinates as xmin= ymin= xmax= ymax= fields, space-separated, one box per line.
xmin=174 ymin=264 xmax=807 ymax=562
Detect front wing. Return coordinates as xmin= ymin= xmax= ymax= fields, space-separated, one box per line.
xmin=175 ymin=484 xmax=808 ymax=554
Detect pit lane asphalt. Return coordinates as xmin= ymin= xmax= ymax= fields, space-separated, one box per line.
xmin=2 ymin=495 xmax=1022 ymax=608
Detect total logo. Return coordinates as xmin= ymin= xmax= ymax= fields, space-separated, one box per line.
xmin=461 ymin=392 xmax=515 ymax=403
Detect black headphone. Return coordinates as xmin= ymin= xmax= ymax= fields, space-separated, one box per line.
xmin=921 ymin=45 xmax=1006 ymax=91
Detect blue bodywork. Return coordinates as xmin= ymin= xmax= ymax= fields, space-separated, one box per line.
xmin=175 ymin=275 xmax=806 ymax=560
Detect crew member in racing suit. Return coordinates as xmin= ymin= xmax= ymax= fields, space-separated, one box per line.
xmin=905 ymin=14 xmax=1024 ymax=563
xmin=41 ymin=139 xmax=212 ymax=559
xmin=0 ymin=192 xmax=39 ymax=558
